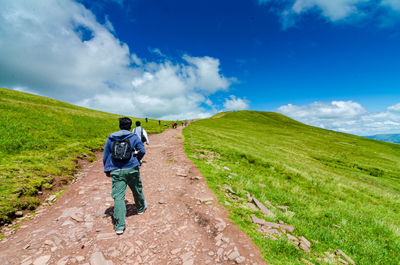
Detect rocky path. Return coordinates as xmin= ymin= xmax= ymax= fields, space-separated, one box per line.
xmin=0 ymin=127 xmax=266 ymax=265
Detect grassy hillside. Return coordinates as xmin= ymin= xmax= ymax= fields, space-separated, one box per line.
xmin=183 ymin=111 xmax=400 ymax=265
xmin=0 ymin=87 xmax=167 ymax=225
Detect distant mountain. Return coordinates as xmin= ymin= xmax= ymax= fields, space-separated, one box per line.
xmin=365 ymin=134 xmax=400 ymax=143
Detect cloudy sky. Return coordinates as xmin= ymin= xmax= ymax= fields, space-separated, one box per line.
xmin=0 ymin=0 xmax=399 ymax=135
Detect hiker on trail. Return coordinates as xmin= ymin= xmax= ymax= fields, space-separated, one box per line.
xmin=145 ymin=117 xmax=148 ymax=123
xmin=158 ymin=120 xmax=161 ymax=126
xmin=103 ymin=117 xmax=147 ymax=235
xmin=133 ymin=121 xmax=150 ymax=146
xmin=171 ymin=122 xmax=175 ymax=128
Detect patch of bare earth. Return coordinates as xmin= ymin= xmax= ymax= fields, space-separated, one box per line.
xmin=0 ymin=127 xmax=266 ymax=265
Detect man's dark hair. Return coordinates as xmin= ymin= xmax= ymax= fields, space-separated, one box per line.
xmin=119 ymin=117 xmax=132 ymax=130
xmin=136 ymin=121 xmax=141 ymax=127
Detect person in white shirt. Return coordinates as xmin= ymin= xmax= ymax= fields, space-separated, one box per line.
xmin=133 ymin=121 xmax=150 ymax=146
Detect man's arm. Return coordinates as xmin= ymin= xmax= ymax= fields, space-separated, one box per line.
xmin=134 ymin=137 xmax=146 ymax=161
xmin=103 ymin=139 xmax=109 ymax=165
xmin=103 ymin=138 xmax=111 ymax=176
xmin=143 ymin=129 xmax=150 ymax=145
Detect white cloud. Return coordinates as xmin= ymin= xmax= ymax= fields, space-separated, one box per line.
xmin=278 ymin=101 xmax=400 ymax=135
xmin=149 ymin=48 xmax=167 ymax=57
xmin=388 ymin=103 xmax=400 ymax=112
xmin=382 ymin=0 xmax=400 ymax=11
xmin=183 ymin=55 xmax=231 ymax=94
xmin=0 ymin=0 xmax=238 ymax=120
xmin=223 ymin=95 xmax=249 ymax=111
xmin=259 ymin=0 xmax=400 ymax=29
xmin=291 ymin=0 xmax=368 ymax=21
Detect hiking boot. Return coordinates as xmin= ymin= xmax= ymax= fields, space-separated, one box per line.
xmin=137 ymin=201 xmax=147 ymax=215
xmin=116 ymin=229 xmax=124 ymax=235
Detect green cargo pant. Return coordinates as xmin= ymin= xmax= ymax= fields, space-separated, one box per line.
xmin=111 ymin=167 xmax=145 ymax=231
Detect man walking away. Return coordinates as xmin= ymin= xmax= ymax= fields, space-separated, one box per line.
xmin=133 ymin=121 xmax=150 ymax=146
xmin=103 ymin=117 xmax=147 ymax=235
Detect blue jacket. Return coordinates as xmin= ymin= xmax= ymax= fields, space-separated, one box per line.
xmin=103 ymin=130 xmax=145 ymax=173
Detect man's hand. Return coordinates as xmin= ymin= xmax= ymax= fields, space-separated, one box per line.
xmin=106 ymin=172 xmax=111 ymax=177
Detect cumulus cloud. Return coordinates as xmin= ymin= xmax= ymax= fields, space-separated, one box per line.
xmin=278 ymin=101 xmax=400 ymax=135
xmin=223 ymin=95 xmax=249 ymax=111
xmin=259 ymin=0 xmax=400 ymax=29
xmin=0 ymin=0 xmax=238 ymax=120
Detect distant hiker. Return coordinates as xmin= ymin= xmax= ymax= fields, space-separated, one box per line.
xmin=181 ymin=121 xmax=184 ymax=127
xmin=133 ymin=121 xmax=150 ymax=146
xmin=145 ymin=117 xmax=148 ymax=123
xmin=103 ymin=117 xmax=147 ymax=235
xmin=171 ymin=122 xmax=175 ymax=128
xmin=158 ymin=120 xmax=161 ymax=126
xmin=174 ymin=122 xmax=177 ymax=129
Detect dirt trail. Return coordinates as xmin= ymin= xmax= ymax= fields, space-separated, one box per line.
xmin=0 ymin=127 xmax=266 ymax=265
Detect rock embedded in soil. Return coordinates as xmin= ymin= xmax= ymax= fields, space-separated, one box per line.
xmin=198 ymin=197 xmax=214 ymax=203
xmin=247 ymin=203 xmax=259 ymax=211
xmin=223 ymin=166 xmax=231 ymax=171
xmin=299 ymin=242 xmax=310 ymax=252
xmin=338 ymin=258 xmax=349 ymax=264
xmin=46 ymin=195 xmax=57 ymax=202
xmin=286 ymin=234 xmax=299 ymax=244
xmin=300 ymin=236 xmax=311 ymax=248
xmin=252 ymin=197 xmax=275 ymax=217
xmin=235 ymin=256 xmax=246 ymax=264
xmin=33 ymin=255 xmax=51 ymax=265
xmin=244 ymin=191 xmax=252 ymax=202
xmin=251 ymin=215 xmax=267 ymax=226
xmin=180 ymin=251 xmax=194 ymax=265
xmin=298 ymin=236 xmax=311 ymax=252
xmin=215 ymin=218 xmax=227 ymax=232
xmin=15 ymin=211 xmax=23 ymax=217
xmin=278 ymin=206 xmax=288 ymax=212
xmin=90 ymin=251 xmax=113 ymax=265
xmin=335 ymin=249 xmax=355 ymax=265
xmin=279 ymin=224 xmax=294 ymax=233
xmin=227 ymin=248 xmax=240 ymax=260
xmin=223 ymin=184 xmax=236 ymax=194
xmin=171 ymin=248 xmax=181 ymax=255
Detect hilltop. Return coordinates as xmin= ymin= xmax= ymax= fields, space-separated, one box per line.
xmin=183 ymin=110 xmax=400 ymax=264
xmin=0 ymin=87 xmax=167 ymax=225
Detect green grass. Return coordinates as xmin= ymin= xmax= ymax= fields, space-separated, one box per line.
xmin=0 ymin=87 xmax=168 ymax=225
xmin=183 ymin=110 xmax=400 ymax=265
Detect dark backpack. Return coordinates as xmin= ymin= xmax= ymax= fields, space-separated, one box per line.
xmin=111 ymin=138 xmax=132 ymax=161
xmin=134 ymin=128 xmax=147 ymax=143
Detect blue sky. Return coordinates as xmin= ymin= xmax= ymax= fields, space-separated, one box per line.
xmin=0 ymin=0 xmax=400 ymax=135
